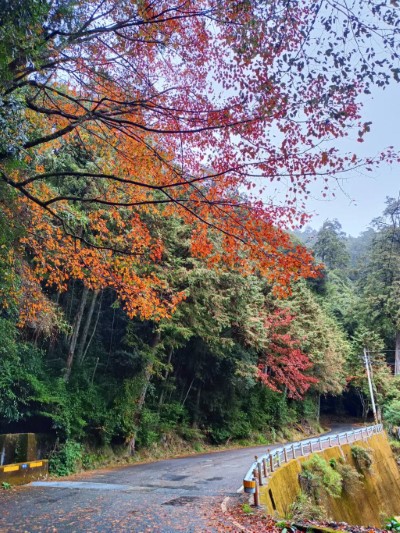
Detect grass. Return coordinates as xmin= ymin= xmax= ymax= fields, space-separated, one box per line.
xmin=242 ymin=503 xmax=253 ymax=514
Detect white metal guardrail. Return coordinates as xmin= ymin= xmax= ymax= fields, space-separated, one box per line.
xmin=243 ymin=424 xmax=383 ymax=505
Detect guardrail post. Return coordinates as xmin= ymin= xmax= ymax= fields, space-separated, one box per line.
xmin=300 ymin=442 xmax=304 ymax=456
xmin=256 ymin=456 xmax=263 ymax=486
xmin=292 ymin=444 xmax=295 ymax=459
xmin=319 ymin=438 xmax=322 ymax=451
xmin=263 ymin=457 xmax=267 ymax=477
xmin=252 ymin=469 xmax=260 ymax=507
xmin=328 ymin=436 xmax=332 ymax=447
xmin=284 ymin=448 xmax=288 ymax=463
xmin=269 ymin=453 xmax=274 ymax=472
xmin=277 ymin=451 xmax=281 ymax=467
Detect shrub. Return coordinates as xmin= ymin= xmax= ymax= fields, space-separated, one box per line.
xmin=136 ymin=408 xmax=160 ymax=448
xmin=289 ymin=492 xmax=326 ymax=521
xmin=351 ymin=445 xmax=373 ymax=471
xmin=275 ymin=521 xmax=297 ymax=533
xmin=385 ymin=517 xmax=400 ymax=531
xmin=242 ymin=503 xmax=253 ymax=515
xmin=209 ymin=427 xmax=231 ymax=444
xmin=334 ymin=458 xmax=363 ymax=493
xmin=159 ymin=402 xmax=189 ymax=431
xmin=178 ymin=425 xmax=203 ymax=442
xmin=192 ymin=442 xmax=203 ymax=453
xmin=81 ymin=452 xmax=99 ymax=470
xmin=49 ymin=440 xmax=83 ymax=476
xmin=383 ymin=400 xmax=400 ymax=427
xmin=300 ymin=454 xmax=342 ymax=501
xmin=0 ymin=318 xmax=49 ymax=423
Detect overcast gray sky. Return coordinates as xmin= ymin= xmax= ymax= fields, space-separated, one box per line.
xmin=304 ymin=84 xmax=400 ymax=237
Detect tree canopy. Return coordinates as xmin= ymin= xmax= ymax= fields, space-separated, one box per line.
xmin=1 ymin=0 xmax=400 ymax=322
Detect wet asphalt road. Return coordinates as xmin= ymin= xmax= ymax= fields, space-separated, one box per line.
xmin=0 ymin=425 xmax=353 ymax=533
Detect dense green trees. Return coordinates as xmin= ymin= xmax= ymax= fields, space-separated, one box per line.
xmin=357 ymin=198 xmax=400 ymax=373
xmin=314 ymin=220 xmax=350 ymax=271
xmin=0 ymin=208 xmax=351 ymax=452
xmin=2 ymin=192 xmax=399 ymax=456
xmin=296 ymin=205 xmax=400 ymax=422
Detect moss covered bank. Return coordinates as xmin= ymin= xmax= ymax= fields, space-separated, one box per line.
xmin=260 ymin=432 xmax=400 ymax=527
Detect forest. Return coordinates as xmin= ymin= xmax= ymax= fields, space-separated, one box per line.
xmin=0 ymin=0 xmax=400 ymax=473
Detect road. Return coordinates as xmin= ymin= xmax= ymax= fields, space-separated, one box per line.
xmin=0 ymin=425 xmax=353 ymax=533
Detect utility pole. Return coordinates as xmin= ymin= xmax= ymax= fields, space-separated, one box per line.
xmin=395 ymin=331 xmax=400 ymax=376
xmin=364 ymin=348 xmax=378 ymax=424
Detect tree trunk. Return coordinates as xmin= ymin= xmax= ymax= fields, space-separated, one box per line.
xmin=81 ymin=290 xmax=103 ymax=363
xmin=91 ymin=357 xmax=99 ymax=384
xmin=395 ymin=331 xmax=400 ymax=376
xmin=76 ymin=289 xmax=99 ymax=365
xmin=137 ymin=361 xmax=154 ymax=413
xmin=357 ymin=389 xmax=368 ymax=421
xmin=106 ymin=306 xmax=116 ymax=370
xmin=158 ymin=348 xmax=173 ymax=411
xmin=64 ymin=286 xmax=88 ymax=381
xmin=67 ymin=279 xmax=75 ymax=323
xmin=316 ymin=393 xmax=321 ymax=423
xmin=128 ymin=329 xmax=161 ymax=454
xmin=182 ymin=378 xmax=195 ymax=407
xmin=192 ymin=384 xmax=202 ymax=428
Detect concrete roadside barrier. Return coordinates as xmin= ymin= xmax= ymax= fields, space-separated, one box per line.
xmin=0 ymin=459 xmax=48 ymax=485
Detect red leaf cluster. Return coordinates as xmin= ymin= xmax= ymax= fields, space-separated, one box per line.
xmin=258 ymin=308 xmax=318 ymax=399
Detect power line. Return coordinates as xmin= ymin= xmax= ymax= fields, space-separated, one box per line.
xmin=361 ymin=349 xmax=396 ymax=353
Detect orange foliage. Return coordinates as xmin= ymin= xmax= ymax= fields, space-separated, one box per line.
xmin=8 ymin=97 xmax=321 ymax=324
xmin=17 ymin=262 xmax=62 ymax=336
xmin=2 ymin=1 xmax=355 ymax=323
xmin=18 ymin=196 xmax=185 ymax=322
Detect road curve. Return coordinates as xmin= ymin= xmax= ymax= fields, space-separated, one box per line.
xmin=1 ymin=424 xmax=355 ymax=532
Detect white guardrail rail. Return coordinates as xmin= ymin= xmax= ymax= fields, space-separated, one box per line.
xmin=243 ymin=423 xmax=383 ymax=502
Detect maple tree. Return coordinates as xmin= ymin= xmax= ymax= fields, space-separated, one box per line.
xmin=1 ymin=1 xmax=399 ymax=317
xmin=257 ymin=307 xmax=318 ymax=399
xmin=0 ymin=0 xmax=397 ymax=269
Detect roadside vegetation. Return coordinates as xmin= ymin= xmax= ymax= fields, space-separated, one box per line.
xmin=3 ymin=201 xmax=400 ymax=477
